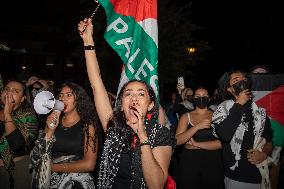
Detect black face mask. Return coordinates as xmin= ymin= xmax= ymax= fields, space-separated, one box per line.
xmin=186 ymin=95 xmax=193 ymax=102
xmin=231 ymin=80 xmax=251 ymax=95
xmin=193 ymin=97 xmax=210 ymax=109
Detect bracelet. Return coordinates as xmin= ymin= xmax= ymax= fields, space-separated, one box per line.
xmin=84 ymin=45 xmax=95 ymax=50
xmin=63 ymin=163 xmax=66 ymax=170
xmin=48 ymin=122 xmax=56 ymax=129
xmin=4 ymin=120 xmax=13 ymax=124
xmin=140 ymin=140 xmax=150 ymax=146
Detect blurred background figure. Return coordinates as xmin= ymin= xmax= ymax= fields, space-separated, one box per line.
xmin=165 ymin=85 xmax=195 ymax=134
xmin=165 ymin=92 xmax=179 ymax=128
xmin=250 ymin=65 xmax=284 ymax=189
xmin=251 ymin=65 xmax=269 ymax=74
xmin=176 ymin=87 xmax=194 ymax=117
xmin=25 ymin=75 xmax=55 ymax=132
xmin=158 ymin=105 xmax=172 ymax=130
xmin=0 ymin=79 xmax=39 ymax=189
xmin=208 ymin=88 xmax=220 ymax=111
xmin=25 ymin=76 xmax=54 ymax=105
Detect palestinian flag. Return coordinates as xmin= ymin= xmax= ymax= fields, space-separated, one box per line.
xmin=251 ymin=74 xmax=284 ymax=147
xmin=98 ymin=0 xmax=159 ymax=98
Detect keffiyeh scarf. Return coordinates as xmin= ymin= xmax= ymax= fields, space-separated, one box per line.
xmin=97 ymin=122 xmax=170 ymax=189
xmin=212 ymin=100 xmax=266 ymax=170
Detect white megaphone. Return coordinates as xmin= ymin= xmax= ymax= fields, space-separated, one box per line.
xmin=33 ymin=91 xmax=64 ymax=114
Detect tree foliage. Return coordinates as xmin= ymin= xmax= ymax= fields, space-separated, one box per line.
xmin=158 ymin=0 xmax=210 ymax=84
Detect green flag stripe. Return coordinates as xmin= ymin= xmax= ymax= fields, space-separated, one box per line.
xmin=99 ymin=0 xmax=158 ymax=81
xmin=270 ymin=119 xmax=284 ymax=147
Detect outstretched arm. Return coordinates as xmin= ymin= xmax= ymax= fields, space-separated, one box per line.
xmin=78 ymin=18 xmax=113 ymax=131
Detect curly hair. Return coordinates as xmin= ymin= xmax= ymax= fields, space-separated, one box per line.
xmin=58 ymin=82 xmax=100 ymax=152
xmin=108 ymin=80 xmax=159 ymax=146
xmin=217 ymin=70 xmax=251 ymax=102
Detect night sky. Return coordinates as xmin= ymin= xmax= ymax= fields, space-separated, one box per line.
xmin=190 ymin=1 xmax=284 ymax=79
xmin=1 ymin=0 xmax=283 ymax=100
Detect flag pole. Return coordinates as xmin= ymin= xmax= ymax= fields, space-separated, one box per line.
xmin=82 ymin=1 xmax=101 ymax=32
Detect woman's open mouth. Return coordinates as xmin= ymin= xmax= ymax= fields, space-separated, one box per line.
xmin=129 ymin=106 xmax=138 ymax=118
xmin=63 ymin=104 xmax=67 ymax=111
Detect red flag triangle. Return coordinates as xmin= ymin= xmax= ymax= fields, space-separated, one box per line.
xmin=255 ymin=85 xmax=284 ymax=126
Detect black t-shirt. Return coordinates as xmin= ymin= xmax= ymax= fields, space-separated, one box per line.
xmin=104 ymin=123 xmax=174 ymax=189
xmin=112 ymin=152 xmax=132 ymax=189
xmin=51 ymin=120 xmax=84 ymax=159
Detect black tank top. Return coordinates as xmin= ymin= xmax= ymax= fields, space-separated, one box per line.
xmin=51 ymin=120 xmax=84 ymax=159
xmin=187 ymin=113 xmax=216 ymax=142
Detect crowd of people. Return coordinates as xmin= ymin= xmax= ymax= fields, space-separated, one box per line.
xmin=0 ymin=18 xmax=283 ymax=189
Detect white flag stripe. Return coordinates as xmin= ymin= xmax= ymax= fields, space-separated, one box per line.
xmin=116 ymin=67 xmax=129 ymax=98
xmin=138 ymin=18 xmax=158 ymax=47
xmin=252 ymin=91 xmax=271 ymax=101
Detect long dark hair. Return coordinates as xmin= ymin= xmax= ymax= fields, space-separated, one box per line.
xmin=58 ymin=82 xmax=100 ymax=152
xmin=217 ymin=70 xmax=251 ymax=101
xmin=108 ymin=80 xmax=159 ymax=145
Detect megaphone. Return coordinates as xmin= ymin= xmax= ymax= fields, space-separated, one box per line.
xmin=33 ymin=91 xmax=64 ymax=114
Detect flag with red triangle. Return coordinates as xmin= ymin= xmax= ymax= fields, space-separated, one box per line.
xmin=251 ymin=74 xmax=284 ymax=147
xmin=97 ymin=0 xmax=159 ymax=98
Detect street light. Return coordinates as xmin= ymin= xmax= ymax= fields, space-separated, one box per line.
xmin=186 ymin=47 xmax=196 ymax=54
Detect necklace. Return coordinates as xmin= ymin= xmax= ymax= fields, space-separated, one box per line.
xmin=61 ymin=118 xmax=80 ymax=131
xmin=61 ymin=124 xmax=70 ymax=131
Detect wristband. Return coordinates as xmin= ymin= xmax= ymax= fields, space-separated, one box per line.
xmin=4 ymin=120 xmax=13 ymax=124
xmin=140 ymin=140 xmax=150 ymax=146
xmin=63 ymin=163 xmax=67 ymax=170
xmin=84 ymin=45 xmax=95 ymax=50
xmin=47 ymin=122 xmax=56 ymax=129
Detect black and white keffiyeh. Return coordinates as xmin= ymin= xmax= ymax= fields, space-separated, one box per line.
xmin=211 ymin=100 xmax=266 ymax=170
xmin=31 ymin=133 xmax=95 ymax=189
xmin=97 ymin=122 xmax=173 ymax=189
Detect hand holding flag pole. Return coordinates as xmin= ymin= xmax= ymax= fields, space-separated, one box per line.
xmin=82 ymin=1 xmax=101 ymax=32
